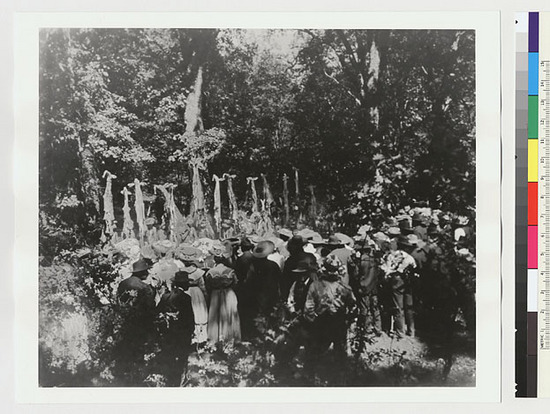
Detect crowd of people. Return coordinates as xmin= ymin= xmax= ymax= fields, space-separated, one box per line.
xmin=112 ymin=206 xmax=474 ymax=386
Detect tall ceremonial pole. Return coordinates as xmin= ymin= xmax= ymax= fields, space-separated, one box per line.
xmin=101 ymin=170 xmax=117 ymax=243
xmin=261 ymin=173 xmax=274 ymax=213
xmin=293 ymin=167 xmax=300 ymax=200
xmin=247 ymin=176 xmax=259 ymax=213
xmin=283 ymin=173 xmax=290 ymax=225
xmin=132 ymin=178 xmax=146 ymax=244
xmin=212 ymin=174 xmax=225 ymax=236
xmin=308 ymin=184 xmax=317 ymax=222
xmin=224 ymin=173 xmax=239 ymax=222
xmin=121 ymin=186 xmax=135 ymax=239
xmin=293 ymin=167 xmax=301 ymax=221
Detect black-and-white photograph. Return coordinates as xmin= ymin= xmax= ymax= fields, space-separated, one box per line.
xmin=37 ymin=26 xmax=476 ymax=388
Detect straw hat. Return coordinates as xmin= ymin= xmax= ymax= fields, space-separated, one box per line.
xmin=296 ymin=228 xmax=323 ymax=244
xmin=152 ymin=239 xmax=175 ymax=255
xmin=175 ymin=244 xmax=204 ymax=262
xmin=406 ymin=234 xmax=421 ymax=246
xmin=320 ymin=254 xmax=346 ymax=281
xmin=335 ymin=232 xmax=354 ymax=247
xmin=267 ymin=236 xmax=285 ymax=250
xmin=372 ymin=231 xmax=390 ymax=243
xmin=387 ymin=227 xmax=401 ymax=236
xmin=209 ymin=240 xmax=229 ymax=257
xmin=277 ymin=228 xmax=293 ymax=240
xmin=248 ymin=234 xmax=263 ymax=244
xmin=140 ymin=244 xmax=157 ymax=260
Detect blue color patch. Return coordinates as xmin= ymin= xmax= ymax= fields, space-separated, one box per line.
xmin=529 ymin=52 xmax=539 ymax=95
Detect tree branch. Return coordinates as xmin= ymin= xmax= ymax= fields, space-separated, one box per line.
xmin=323 ymin=69 xmax=362 ymax=106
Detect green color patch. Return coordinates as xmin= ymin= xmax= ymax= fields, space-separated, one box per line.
xmin=529 ymin=95 xmax=539 ymax=138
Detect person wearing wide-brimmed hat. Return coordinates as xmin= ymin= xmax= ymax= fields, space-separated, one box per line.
xmin=316 ymin=234 xmax=354 ymax=286
xmin=117 ymin=258 xmax=156 ymax=310
xmin=144 ymin=217 xmax=159 ymax=243
xmin=397 ymin=215 xmax=414 ymax=236
xmin=205 ymin=262 xmax=241 ymax=343
xmin=174 ymin=244 xmax=209 ymax=343
xmin=149 ymin=240 xmax=183 ymax=290
xmin=287 ymin=260 xmax=318 ymax=315
xmin=350 ymin=234 xmax=383 ymax=337
xmin=380 ymin=236 xmax=418 ymax=338
xmin=281 ymin=235 xmax=317 ymax=301
xmin=234 ymin=237 xmax=255 ymax=285
xmin=267 ymin=236 xmax=286 ymax=270
xmin=157 ymin=271 xmax=195 ymax=387
xmin=408 ymin=234 xmax=428 ymax=269
xmin=239 ymin=240 xmax=281 ymax=339
xmin=411 ymin=211 xmax=428 ymax=242
xmin=303 ymin=254 xmax=355 ymax=364
xmin=421 ymin=222 xmax=456 ymax=335
xmin=114 ymin=258 xmax=156 ymax=385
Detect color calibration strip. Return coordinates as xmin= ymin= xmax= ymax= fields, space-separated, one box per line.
xmin=516 ymin=11 xmax=530 ymax=397
xmin=529 ymin=11 xmax=539 ymax=397
xmin=516 ymin=11 xmax=538 ymax=398
xmin=517 ymin=12 xmax=550 ymax=398
xmin=538 ymin=12 xmax=550 ymax=399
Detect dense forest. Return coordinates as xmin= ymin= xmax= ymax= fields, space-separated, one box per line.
xmin=38 ymin=28 xmax=476 ymax=387
xmin=40 ymin=28 xmax=474 ymax=256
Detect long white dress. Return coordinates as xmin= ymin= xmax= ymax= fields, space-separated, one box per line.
xmin=185 ymin=266 xmax=209 ymax=343
xmin=206 ymin=264 xmax=241 ymax=343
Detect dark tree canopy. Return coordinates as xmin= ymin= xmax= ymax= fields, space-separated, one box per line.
xmin=39 ymin=28 xmax=475 ymax=249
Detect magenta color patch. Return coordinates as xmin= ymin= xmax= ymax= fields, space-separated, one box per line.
xmin=528 ymin=225 xmax=538 ymax=269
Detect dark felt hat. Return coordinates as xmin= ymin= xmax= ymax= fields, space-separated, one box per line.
xmin=171 ymin=270 xmax=190 ymax=290
xmin=287 ymin=235 xmax=307 ymax=249
xmin=240 ymin=237 xmax=254 ymax=251
xmin=252 ymin=240 xmax=275 ymax=258
xmin=291 ymin=260 xmax=316 ymax=273
xmin=398 ymin=219 xmax=414 ymax=234
xmin=315 ymin=234 xmax=344 ymax=248
xmin=132 ymin=258 xmax=152 ymax=273
xmin=396 ymin=235 xmax=415 ymax=248
xmin=427 ymin=223 xmax=440 ymax=236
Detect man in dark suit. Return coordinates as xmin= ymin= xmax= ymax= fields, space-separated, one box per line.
xmin=117 ymin=258 xmax=156 ymax=310
xmin=157 ymin=271 xmax=195 ymax=387
xmin=281 ymin=235 xmax=317 ymax=300
xmin=240 ymin=241 xmax=281 ymax=339
xmin=114 ymin=258 xmax=156 ymax=385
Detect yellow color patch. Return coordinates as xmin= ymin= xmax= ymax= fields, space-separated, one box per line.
xmin=529 ymin=139 xmax=538 ymax=182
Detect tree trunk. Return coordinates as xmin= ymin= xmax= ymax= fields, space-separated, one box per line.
xmin=184 ymin=66 xmax=204 ymax=134
xmin=79 ymin=142 xmax=101 ymax=222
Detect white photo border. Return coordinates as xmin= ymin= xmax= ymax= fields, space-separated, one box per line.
xmin=14 ymin=11 xmax=501 ymax=403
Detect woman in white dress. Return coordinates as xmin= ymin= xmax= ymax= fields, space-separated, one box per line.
xmin=205 ymin=244 xmax=241 ymax=343
xmin=175 ymin=244 xmax=209 ymax=343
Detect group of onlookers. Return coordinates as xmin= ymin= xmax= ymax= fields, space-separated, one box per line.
xmin=114 ymin=207 xmax=474 ymax=386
